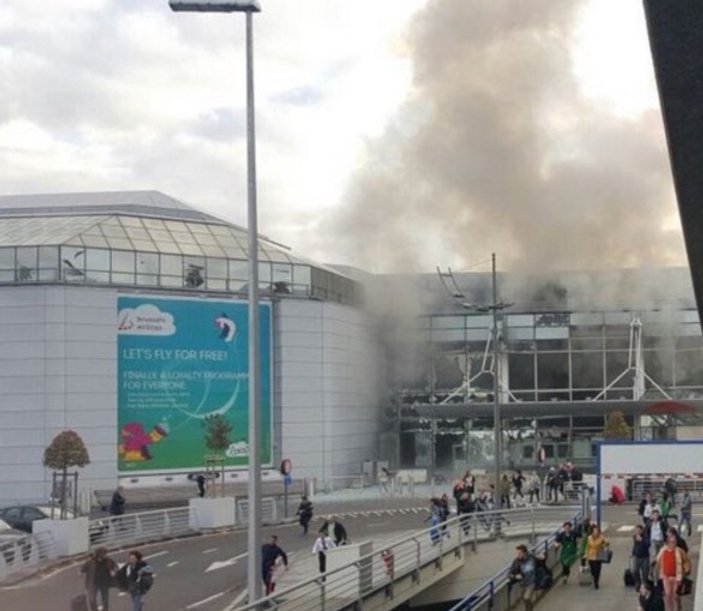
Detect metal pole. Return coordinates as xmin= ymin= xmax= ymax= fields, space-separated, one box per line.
xmin=492 ymin=253 xmax=502 ymax=507
xmin=245 ymin=10 xmax=262 ymax=604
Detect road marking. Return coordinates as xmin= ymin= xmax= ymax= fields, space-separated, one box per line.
xmin=348 ymin=512 xmax=358 ymax=518
xmin=144 ymin=550 xmax=169 ymax=560
xmin=205 ymin=551 xmax=249 ymax=573
xmin=202 ymin=548 xmax=218 ymax=554
xmin=225 ymin=588 xmax=248 ymax=610
xmin=118 ymin=592 xmax=126 ymax=597
xmin=186 ymin=592 xmax=225 ymax=609
xmin=697 ymin=525 xmax=703 ymax=533
xmin=617 ymin=525 xmax=635 ymax=532
xmin=167 ymin=561 xmax=179 ymax=568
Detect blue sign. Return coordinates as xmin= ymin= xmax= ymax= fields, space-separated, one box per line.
xmin=117 ymin=295 xmax=272 ymax=472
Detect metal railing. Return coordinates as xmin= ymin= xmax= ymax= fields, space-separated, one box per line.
xmin=630 ymin=478 xmax=703 ymax=501
xmin=447 ymin=510 xmax=583 ymax=611
xmin=0 ymin=531 xmax=57 ymax=582
xmin=232 ymin=505 xmax=580 ymax=611
xmin=88 ymin=506 xmax=197 ymax=550
xmin=324 ymin=475 xmax=367 ymax=493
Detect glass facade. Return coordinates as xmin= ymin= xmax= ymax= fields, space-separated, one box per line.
xmin=394 ymin=307 xmax=703 ymax=471
xmin=412 ymin=309 xmax=703 ymax=401
xmin=0 ymin=214 xmax=361 ymax=306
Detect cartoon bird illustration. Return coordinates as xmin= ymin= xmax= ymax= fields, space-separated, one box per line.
xmin=119 ymin=421 xmax=169 ymax=462
xmin=214 ymin=313 xmax=236 ymax=342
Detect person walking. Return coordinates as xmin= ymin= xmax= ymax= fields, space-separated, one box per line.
xmin=656 ymin=534 xmax=690 ymax=611
xmin=508 ymin=544 xmax=536 ymax=611
xmin=553 ymin=521 xmax=578 ymax=584
xmin=631 ymin=524 xmax=651 ymax=590
xmin=500 ymin=474 xmax=512 ymax=509
xmin=261 ymin=535 xmax=288 ymax=595
xmin=110 ymin=486 xmax=125 ymax=517
xmin=457 ymin=492 xmax=475 ymax=536
xmin=584 ymin=524 xmax=608 ymax=589
xmin=439 ymin=493 xmax=451 ymax=537
xmin=322 ymin=516 xmax=348 ymax=546
xmin=528 ymin=475 xmax=540 ymax=505
xmin=195 ymin=473 xmax=206 ymax=498
xmin=678 ymin=491 xmax=692 ymax=537
xmin=646 ymin=510 xmax=668 ymax=558
xmin=512 ymin=470 xmax=526 ymax=503
xmin=296 ymin=495 xmax=313 ymax=535
xmin=639 ymin=579 xmax=665 ymax=611
xmin=116 ymin=550 xmax=153 ymax=611
xmin=312 ymin=528 xmax=336 ymax=576
xmin=80 ymin=547 xmax=117 ymax=611
xmin=424 ymin=498 xmax=442 ymax=544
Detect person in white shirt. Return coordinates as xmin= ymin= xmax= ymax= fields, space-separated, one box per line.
xmin=312 ymin=529 xmax=336 ymax=575
xmin=646 ymin=510 xmax=667 ymax=558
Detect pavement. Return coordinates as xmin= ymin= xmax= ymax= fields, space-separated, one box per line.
xmin=0 ymin=509 xmax=433 ymax=611
xmin=3 ymin=491 xmax=700 ymax=611
xmin=537 ymin=506 xmax=701 ymax=611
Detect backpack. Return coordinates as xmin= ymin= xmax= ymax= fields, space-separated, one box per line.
xmin=139 ymin=570 xmax=154 ymax=594
xmin=535 ymin=564 xmax=554 ymax=590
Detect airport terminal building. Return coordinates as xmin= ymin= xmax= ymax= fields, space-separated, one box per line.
xmin=0 ymin=192 xmax=383 ymax=505
xmin=1 ymin=190 xmax=702 ymax=505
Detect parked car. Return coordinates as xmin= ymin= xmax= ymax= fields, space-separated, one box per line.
xmin=0 ymin=506 xmax=76 ymax=533
xmin=0 ymin=505 xmax=108 ymax=545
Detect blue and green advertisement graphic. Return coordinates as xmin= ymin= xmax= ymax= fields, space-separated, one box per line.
xmin=117 ymin=296 xmax=271 ymax=473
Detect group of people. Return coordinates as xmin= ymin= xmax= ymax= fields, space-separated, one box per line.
xmin=631 ymin=488 xmax=694 ymax=611
xmin=507 ymin=518 xmax=610 ymax=611
xmin=78 ymin=548 xmax=153 ymax=611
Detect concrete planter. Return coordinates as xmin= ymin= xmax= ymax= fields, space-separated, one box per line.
xmin=189 ymin=497 xmax=235 ymax=530
xmin=33 ymin=516 xmax=89 ymax=557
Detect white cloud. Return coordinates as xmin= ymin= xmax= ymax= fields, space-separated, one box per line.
xmin=118 ymin=304 xmax=176 ymax=336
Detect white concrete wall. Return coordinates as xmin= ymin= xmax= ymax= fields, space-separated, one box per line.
xmin=0 ymin=286 xmax=383 ymax=505
xmin=0 ymin=285 xmax=117 ymax=506
xmin=276 ymin=300 xmax=384 ymax=483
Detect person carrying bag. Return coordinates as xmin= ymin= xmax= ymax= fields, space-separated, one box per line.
xmin=584 ymin=525 xmax=609 ymax=590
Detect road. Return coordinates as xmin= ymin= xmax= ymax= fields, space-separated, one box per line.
xmin=0 ymin=509 xmax=430 ymax=611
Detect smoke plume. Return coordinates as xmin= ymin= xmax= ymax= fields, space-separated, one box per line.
xmin=327 ymin=0 xmax=685 ymax=273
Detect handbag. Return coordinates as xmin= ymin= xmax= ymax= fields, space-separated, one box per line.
xmin=676 ymin=577 xmax=693 ymax=596
xmin=595 ymin=548 xmax=613 ymax=563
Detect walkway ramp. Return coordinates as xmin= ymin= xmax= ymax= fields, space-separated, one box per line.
xmin=537 ymin=530 xmax=699 ymax=611
xmin=229 ymin=506 xmax=583 ymax=611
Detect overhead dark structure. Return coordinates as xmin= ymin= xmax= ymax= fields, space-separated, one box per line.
xmin=643 ymin=1 xmax=703 ymax=326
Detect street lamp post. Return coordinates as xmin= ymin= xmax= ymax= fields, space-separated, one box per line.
xmin=168 ymin=0 xmax=263 ymax=603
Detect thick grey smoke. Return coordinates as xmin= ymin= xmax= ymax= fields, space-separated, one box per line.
xmin=328 ymin=0 xmax=685 ymax=274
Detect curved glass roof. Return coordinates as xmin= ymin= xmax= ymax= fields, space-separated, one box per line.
xmin=0 ymin=190 xmax=361 ymax=305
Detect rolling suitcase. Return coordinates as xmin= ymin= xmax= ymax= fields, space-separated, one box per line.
xmin=70 ymin=594 xmax=89 ymax=611
xmin=624 ymin=568 xmax=636 ymax=587
xmin=578 ymin=565 xmax=591 ymax=586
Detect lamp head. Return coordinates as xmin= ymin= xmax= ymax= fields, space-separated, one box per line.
xmin=169 ymin=0 xmax=261 ymax=12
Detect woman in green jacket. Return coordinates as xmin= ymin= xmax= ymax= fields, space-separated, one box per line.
xmin=554 ymin=521 xmax=579 ymax=583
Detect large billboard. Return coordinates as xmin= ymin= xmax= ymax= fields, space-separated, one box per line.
xmin=117 ymin=295 xmax=271 ymax=473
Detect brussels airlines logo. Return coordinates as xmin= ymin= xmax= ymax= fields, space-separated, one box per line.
xmin=215 ymin=313 xmax=236 ymax=342
xmin=118 ymin=304 xmax=176 ymax=336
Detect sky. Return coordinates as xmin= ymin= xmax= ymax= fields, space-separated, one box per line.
xmin=0 ymin=0 xmax=686 ymax=273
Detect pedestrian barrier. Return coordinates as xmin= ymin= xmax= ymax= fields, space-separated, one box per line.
xmin=447 ymin=515 xmax=579 ymax=611
xmin=88 ymin=506 xmax=197 ymax=550
xmin=630 ymin=477 xmax=703 ymax=501
xmin=324 ymin=475 xmax=367 ymax=493
xmin=0 ymin=530 xmax=57 ymax=582
xmin=236 ymin=497 xmax=277 ymax=524
xmin=232 ymin=505 xmax=582 ymax=611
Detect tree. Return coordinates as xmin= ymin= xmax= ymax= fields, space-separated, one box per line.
xmin=43 ymin=430 xmax=90 ymax=518
xmin=203 ymin=414 xmax=233 ymax=453
xmin=603 ymin=410 xmax=632 ymax=440
xmin=202 ymin=415 xmax=233 ymax=498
